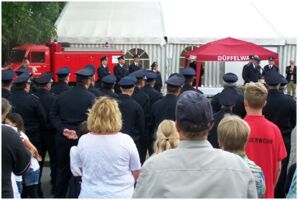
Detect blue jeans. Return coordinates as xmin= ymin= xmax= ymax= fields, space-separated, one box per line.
xmin=16 ymin=181 xmax=23 ymax=194
xmin=23 ymin=168 xmax=40 ymax=186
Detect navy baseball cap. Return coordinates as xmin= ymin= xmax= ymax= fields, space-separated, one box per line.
xmin=279 ymin=74 xmax=288 ymax=86
xmin=145 ymin=71 xmax=157 ymax=80
xmin=181 ymin=67 xmax=196 ymax=76
xmin=56 ymin=67 xmax=70 ymax=77
xmin=33 ymin=72 xmax=53 ymax=84
xmin=2 ymin=69 xmax=15 ymax=81
xmin=265 ymin=71 xmax=282 ymax=86
xmin=75 ymin=68 xmax=93 ymax=78
xmin=84 ymin=64 xmax=96 ymax=75
xmin=130 ymin=69 xmax=146 ymax=80
xmin=14 ymin=72 xmax=30 ymax=84
xmin=166 ymin=74 xmax=185 ymax=87
xmin=219 ymin=87 xmax=238 ymax=106
xmin=119 ymin=76 xmax=136 ymax=88
xmin=102 ymin=75 xmax=116 ymax=84
xmin=223 ymin=73 xmax=238 ymax=83
xmin=176 ymin=91 xmax=213 ymax=132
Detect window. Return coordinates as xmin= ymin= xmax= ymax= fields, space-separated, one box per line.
xmin=10 ymin=50 xmax=26 ymax=62
xmin=179 ymin=45 xmax=198 ymax=72
xmin=125 ymin=48 xmax=150 ymax=69
xmin=30 ymin=51 xmax=45 ymax=63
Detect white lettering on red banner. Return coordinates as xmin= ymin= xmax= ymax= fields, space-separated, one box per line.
xmin=218 ymin=55 xmax=249 ymax=61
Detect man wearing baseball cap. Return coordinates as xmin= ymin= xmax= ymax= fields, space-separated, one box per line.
xmin=133 ymin=91 xmax=257 ymax=198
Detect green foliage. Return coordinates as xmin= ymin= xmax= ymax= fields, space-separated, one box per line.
xmin=2 ymin=2 xmax=65 ymax=64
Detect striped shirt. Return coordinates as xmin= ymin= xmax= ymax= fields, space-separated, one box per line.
xmin=242 ymin=155 xmax=266 ymax=198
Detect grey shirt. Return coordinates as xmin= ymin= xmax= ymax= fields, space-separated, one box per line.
xmin=133 ymin=140 xmax=257 ymax=198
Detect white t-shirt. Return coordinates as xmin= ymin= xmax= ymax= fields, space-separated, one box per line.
xmin=70 ymin=146 xmax=82 ymax=176
xmin=76 ymin=132 xmax=141 ymax=198
xmin=3 ymin=125 xmax=40 ymax=171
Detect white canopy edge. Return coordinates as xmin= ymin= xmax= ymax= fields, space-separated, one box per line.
xmin=55 ymin=1 xmax=166 ymax=45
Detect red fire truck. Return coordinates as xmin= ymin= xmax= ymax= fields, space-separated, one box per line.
xmin=5 ymin=42 xmax=124 ymax=82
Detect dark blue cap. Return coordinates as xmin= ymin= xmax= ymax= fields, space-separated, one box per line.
xmin=279 ymin=74 xmax=288 ymax=86
xmin=118 ymin=56 xmax=125 ymax=60
xmin=33 ymin=72 xmax=53 ymax=84
xmin=145 ymin=71 xmax=157 ymax=80
xmin=56 ymin=67 xmax=70 ymax=77
xmin=176 ymin=91 xmax=213 ymax=132
xmin=14 ymin=72 xmax=30 ymax=84
xmin=118 ymin=76 xmax=136 ymax=88
xmin=166 ymin=74 xmax=185 ymax=87
xmin=16 ymin=66 xmax=29 ymax=75
xmin=268 ymin=56 xmax=275 ymax=61
xmin=2 ymin=69 xmax=15 ymax=81
xmin=219 ymin=87 xmax=238 ymax=106
xmin=249 ymin=55 xmax=254 ymax=60
xmin=100 ymin=56 xmax=107 ymax=61
xmin=254 ymin=56 xmax=261 ymax=62
xmin=181 ymin=67 xmax=196 ymax=76
xmin=223 ymin=73 xmax=238 ymax=83
xmin=84 ymin=64 xmax=96 ymax=75
xmin=265 ymin=71 xmax=282 ymax=86
xmin=102 ymin=75 xmax=116 ymax=84
xmin=75 ymin=68 xmax=93 ymax=77
xmin=130 ymin=69 xmax=146 ymax=79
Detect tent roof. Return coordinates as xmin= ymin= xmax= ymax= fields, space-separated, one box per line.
xmin=55 ymin=1 xmax=165 ymax=45
xmin=55 ymin=0 xmax=296 ymax=45
xmin=185 ymin=37 xmax=278 ymax=62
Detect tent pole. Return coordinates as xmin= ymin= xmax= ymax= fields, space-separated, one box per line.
xmin=196 ymin=62 xmax=202 ymax=89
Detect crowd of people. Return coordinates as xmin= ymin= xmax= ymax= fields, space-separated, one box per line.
xmin=1 ymin=54 xmax=297 ymax=198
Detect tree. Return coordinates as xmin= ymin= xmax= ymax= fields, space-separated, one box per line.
xmin=2 ymin=2 xmax=65 ymax=64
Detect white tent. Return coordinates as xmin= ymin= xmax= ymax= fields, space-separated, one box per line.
xmin=56 ymin=1 xmax=165 ymax=45
xmin=55 ymin=0 xmax=297 ymax=88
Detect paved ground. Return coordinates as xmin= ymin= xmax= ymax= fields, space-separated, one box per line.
xmin=40 ymin=167 xmax=53 ymax=198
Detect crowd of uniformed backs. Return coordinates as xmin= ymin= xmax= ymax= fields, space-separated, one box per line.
xmin=1 ymin=54 xmax=296 ymax=198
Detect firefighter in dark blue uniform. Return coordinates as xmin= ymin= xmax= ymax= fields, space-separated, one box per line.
xmin=242 ymin=55 xmax=261 ymax=84
xmin=262 ymin=56 xmax=279 ymax=77
xmin=101 ymin=75 xmax=119 ymax=99
xmin=8 ymin=73 xmax=47 ymax=153
xmin=96 ymin=56 xmax=111 ymax=88
xmin=11 ymin=67 xmax=30 ymax=93
xmin=129 ymin=54 xmax=143 ymax=73
xmin=180 ymin=67 xmax=203 ymax=94
xmin=208 ymin=87 xmax=238 ymax=148
xmin=114 ymin=55 xmax=129 ymax=93
xmin=142 ymin=71 xmax=163 ymax=108
xmin=130 ymin=69 xmax=150 ymax=163
xmin=118 ymin=75 xmax=145 ymax=160
xmin=50 ymin=68 xmax=95 ymax=198
xmin=84 ymin=64 xmax=104 ymax=97
xmin=32 ymin=72 xmax=57 ymax=196
xmin=151 ymin=73 xmax=185 ymax=138
xmin=2 ymin=69 xmax=15 ymax=99
xmin=50 ymin=67 xmax=71 ymax=95
xmin=262 ymin=71 xmax=296 ymax=198
xmin=211 ymin=73 xmax=246 ymax=118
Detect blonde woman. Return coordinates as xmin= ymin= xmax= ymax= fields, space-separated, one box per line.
xmin=74 ymin=97 xmax=141 ymax=198
xmin=154 ymin=120 xmax=180 ymax=154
